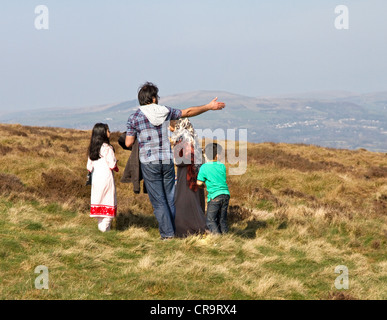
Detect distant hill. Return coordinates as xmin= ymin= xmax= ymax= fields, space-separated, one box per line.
xmin=1 ymin=90 xmax=386 ymax=152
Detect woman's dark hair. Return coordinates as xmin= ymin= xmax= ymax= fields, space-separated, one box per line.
xmin=88 ymin=123 xmax=111 ymax=161
xmin=176 ymin=141 xmax=199 ymax=191
xmin=205 ymin=143 xmax=222 ymax=161
xmin=138 ymin=82 xmax=159 ymax=106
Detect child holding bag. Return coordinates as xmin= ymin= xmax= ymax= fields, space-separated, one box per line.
xmin=87 ymin=123 xmax=119 ymax=232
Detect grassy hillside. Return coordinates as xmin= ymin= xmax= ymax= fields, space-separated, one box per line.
xmin=0 ymin=123 xmax=386 ymax=300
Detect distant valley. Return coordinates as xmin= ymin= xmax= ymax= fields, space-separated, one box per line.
xmin=1 ymin=90 xmax=386 ymax=152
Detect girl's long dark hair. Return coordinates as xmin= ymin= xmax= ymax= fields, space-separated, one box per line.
xmin=88 ymin=123 xmax=111 ymax=161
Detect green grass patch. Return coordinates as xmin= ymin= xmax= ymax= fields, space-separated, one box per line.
xmin=37 ymin=203 xmax=77 ymax=217
xmin=0 ymin=238 xmax=24 ymax=253
xmin=22 ymin=221 xmax=44 ymax=231
xmin=256 ymin=199 xmax=275 ymax=212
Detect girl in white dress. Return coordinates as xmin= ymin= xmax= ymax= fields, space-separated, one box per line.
xmin=87 ymin=123 xmax=118 ymax=232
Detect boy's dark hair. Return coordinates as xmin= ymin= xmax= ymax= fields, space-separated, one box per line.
xmin=138 ymin=82 xmax=159 ymax=106
xmin=205 ymin=143 xmax=222 ymax=161
xmin=88 ymin=123 xmax=111 ymax=161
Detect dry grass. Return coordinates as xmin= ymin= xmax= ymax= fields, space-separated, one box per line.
xmin=0 ymin=124 xmax=386 ymax=300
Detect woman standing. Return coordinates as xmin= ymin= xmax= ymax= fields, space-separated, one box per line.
xmin=170 ymin=119 xmax=207 ymax=237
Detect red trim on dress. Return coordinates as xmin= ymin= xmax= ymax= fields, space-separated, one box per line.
xmin=90 ymin=205 xmax=117 ymax=217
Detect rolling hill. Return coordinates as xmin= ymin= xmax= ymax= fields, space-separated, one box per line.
xmin=0 ymin=90 xmax=386 ymax=152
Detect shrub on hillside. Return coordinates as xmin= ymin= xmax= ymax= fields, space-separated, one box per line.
xmin=0 ymin=173 xmax=25 ymax=194
xmin=0 ymin=145 xmax=12 ymax=156
xmin=38 ymin=168 xmax=90 ymax=210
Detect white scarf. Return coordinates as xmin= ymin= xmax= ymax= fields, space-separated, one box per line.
xmin=139 ymin=104 xmax=170 ymax=127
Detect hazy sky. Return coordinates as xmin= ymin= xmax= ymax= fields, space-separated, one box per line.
xmin=1 ymin=0 xmax=387 ymax=111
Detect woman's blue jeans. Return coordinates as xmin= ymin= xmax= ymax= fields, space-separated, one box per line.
xmin=206 ymin=194 xmax=230 ymax=234
xmin=141 ymin=161 xmax=176 ymax=238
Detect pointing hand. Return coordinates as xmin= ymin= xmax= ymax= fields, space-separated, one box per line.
xmin=208 ymin=97 xmax=226 ymax=110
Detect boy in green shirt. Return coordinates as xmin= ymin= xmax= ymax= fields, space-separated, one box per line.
xmin=197 ymin=143 xmax=230 ymax=234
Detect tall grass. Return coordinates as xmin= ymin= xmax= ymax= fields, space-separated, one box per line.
xmin=0 ymin=124 xmax=386 ymax=300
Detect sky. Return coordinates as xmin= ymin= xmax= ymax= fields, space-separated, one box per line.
xmin=1 ymin=0 xmax=387 ymax=111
